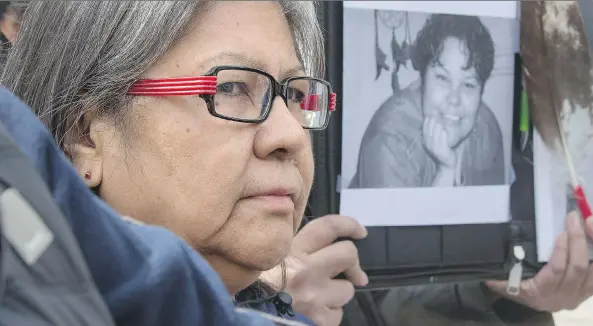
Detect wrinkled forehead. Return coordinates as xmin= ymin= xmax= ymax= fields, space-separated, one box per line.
xmin=144 ymin=1 xmax=305 ymax=80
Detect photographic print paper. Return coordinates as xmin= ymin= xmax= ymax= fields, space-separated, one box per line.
xmin=340 ymin=4 xmax=516 ymax=226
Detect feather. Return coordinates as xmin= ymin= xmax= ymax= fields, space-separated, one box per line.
xmin=375 ymin=10 xmax=389 ymax=80
xmin=521 ymin=0 xmax=593 ymax=220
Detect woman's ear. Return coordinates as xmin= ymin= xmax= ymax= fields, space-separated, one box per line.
xmin=0 ymin=7 xmax=20 ymax=44
xmin=69 ymin=112 xmax=108 ymax=188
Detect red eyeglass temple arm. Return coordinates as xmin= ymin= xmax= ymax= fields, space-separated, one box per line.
xmin=127 ymin=76 xmax=218 ymax=96
xmin=300 ymin=93 xmax=337 ymax=112
xmin=127 ymin=76 xmax=337 ymax=112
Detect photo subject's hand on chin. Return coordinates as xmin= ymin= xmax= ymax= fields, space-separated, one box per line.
xmin=261 ymin=215 xmax=368 ymax=326
xmin=423 ymin=116 xmax=457 ymax=187
xmin=486 ymin=212 xmax=593 ymax=312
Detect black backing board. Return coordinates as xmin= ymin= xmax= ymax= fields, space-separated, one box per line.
xmin=308 ymin=2 xmax=544 ymax=289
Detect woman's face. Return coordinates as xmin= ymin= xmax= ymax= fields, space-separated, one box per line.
xmin=79 ymin=1 xmax=314 ymax=293
xmin=421 ymin=37 xmax=483 ymax=148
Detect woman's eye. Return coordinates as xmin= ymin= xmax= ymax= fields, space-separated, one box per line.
xmin=217 ymin=82 xmax=248 ymax=96
xmin=436 ymin=74 xmax=448 ymax=82
xmin=287 ymin=87 xmax=305 ymax=103
xmin=464 ymin=82 xmax=477 ymax=90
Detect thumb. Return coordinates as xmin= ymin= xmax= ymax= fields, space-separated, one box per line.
xmin=259 ymin=266 xmax=283 ymax=291
xmin=485 ymin=280 xmax=507 ymax=294
xmin=484 ymin=280 xmax=511 ymax=304
xmin=294 ymin=215 xmax=367 ymax=254
xmin=586 ymin=217 xmax=593 ymax=240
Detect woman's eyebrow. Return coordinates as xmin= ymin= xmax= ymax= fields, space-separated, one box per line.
xmin=281 ymin=66 xmax=306 ymax=80
xmin=434 ymin=60 xmax=450 ymax=76
xmin=197 ymin=52 xmax=305 ymax=78
xmin=198 ymin=52 xmax=268 ymax=71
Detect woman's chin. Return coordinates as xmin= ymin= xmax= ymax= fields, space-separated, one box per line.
xmin=249 ymin=237 xmax=292 ymax=271
xmin=202 ymin=219 xmax=294 ymax=291
xmin=238 ymin=221 xmax=294 ymax=269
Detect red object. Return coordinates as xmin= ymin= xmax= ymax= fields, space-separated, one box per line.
xmin=84 ymin=172 xmax=91 ymax=180
xmin=329 ymin=93 xmax=337 ymax=112
xmin=128 ymin=76 xmax=217 ymax=96
xmin=301 ymin=94 xmax=320 ymax=111
xmin=298 ymin=93 xmax=337 ymax=112
xmin=573 ymin=185 xmax=592 ymax=220
xmin=128 ymin=76 xmax=337 ymax=113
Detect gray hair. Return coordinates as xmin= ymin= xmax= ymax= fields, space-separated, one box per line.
xmin=1 ymin=1 xmax=325 ymax=149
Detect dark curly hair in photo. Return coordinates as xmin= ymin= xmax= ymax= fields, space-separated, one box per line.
xmin=412 ymin=14 xmax=495 ymax=89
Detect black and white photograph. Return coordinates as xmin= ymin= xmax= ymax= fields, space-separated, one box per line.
xmin=340 ymin=2 xmax=517 ymax=226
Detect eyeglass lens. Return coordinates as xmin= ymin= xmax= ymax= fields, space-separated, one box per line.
xmin=213 ymin=69 xmax=330 ymax=128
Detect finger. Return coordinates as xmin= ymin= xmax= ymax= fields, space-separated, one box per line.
xmin=424 ymin=117 xmax=434 ymax=139
xmin=294 ymin=215 xmax=367 ymax=254
xmin=527 ymin=231 xmax=568 ymax=310
xmin=585 ymin=217 xmax=593 ymax=298
xmin=484 ymin=279 xmax=508 ymax=297
xmin=435 ymin=125 xmax=452 ymax=162
xmin=427 ymin=116 xmax=437 ymax=138
xmin=437 ymin=122 xmax=451 ymax=147
xmin=581 ymin=264 xmax=593 ymax=304
xmin=309 ymin=240 xmax=368 ymax=286
xmin=428 ymin=119 xmax=440 ymax=150
xmin=434 ymin=123 xmax=447 ymax=148
xmin=559 ymin=212 xmax=590 ymax=309
xmin=318 ymin=308 xmax=344 ymax=326
xmin=441 ymin=125 xmax=451 ymax=148
xmin=422 ymin=117 xmax=434 ymax=147
xmin=324 ymin=279 xmax=356 ymax=309
xmin=586 ymin=216 xmax=593 ymax=240
xmin=485 ymin=279 xmax=534 ymax=308
xmin=422 ymin=118 xmax=430 ymax=145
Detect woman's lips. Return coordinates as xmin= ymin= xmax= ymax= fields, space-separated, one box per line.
xmin=244 ymin=187 xmax=297 ymax=214
xmin=246 ymin=194 xmax=295 ymax=214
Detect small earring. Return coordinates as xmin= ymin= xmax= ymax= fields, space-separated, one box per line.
xmin=84 ymin=172 xmax=91 ymax=180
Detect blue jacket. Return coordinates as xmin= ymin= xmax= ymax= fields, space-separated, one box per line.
xmin=0 ymin=87 xmax=297 ymax=325
xmin=249 ymin=301 xmax=314 ymax=325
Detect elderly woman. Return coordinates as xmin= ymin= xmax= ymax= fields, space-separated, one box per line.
xmin=0 ymin=87 xmax=280 ymax=325
xmin=1 ymin=1 xmax=366 ymax=325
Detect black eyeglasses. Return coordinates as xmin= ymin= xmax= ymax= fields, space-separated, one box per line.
xmin=127 ymin=65 xmax=337 ymax=130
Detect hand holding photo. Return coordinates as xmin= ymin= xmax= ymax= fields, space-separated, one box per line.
xmin=422 ymin=115 xmax=459 ymax=187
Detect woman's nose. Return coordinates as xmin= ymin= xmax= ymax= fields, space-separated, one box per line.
xmin=446 ymin=87 xmax=461 ymax=106
xmin=253 ymin=96 xmax=308 ymax=161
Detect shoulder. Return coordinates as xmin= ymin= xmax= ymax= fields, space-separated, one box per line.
xmin=358 ymin=90 xmax=425 ymax=165
xmin=352 ymin=82 xmax=435 ymax=187
xmin=467 ymin=102 xmax=504 ymax=160
xmin=370 ymin=83 xmax=423 ymax=132
xmin=362 ymin=82 xmax=424 ymax=148
xmin=474 ymin=102 xmax=503 ymax=144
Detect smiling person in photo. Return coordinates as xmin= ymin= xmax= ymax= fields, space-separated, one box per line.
xmin=350 ymin=14 xmax=505 ymax=189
